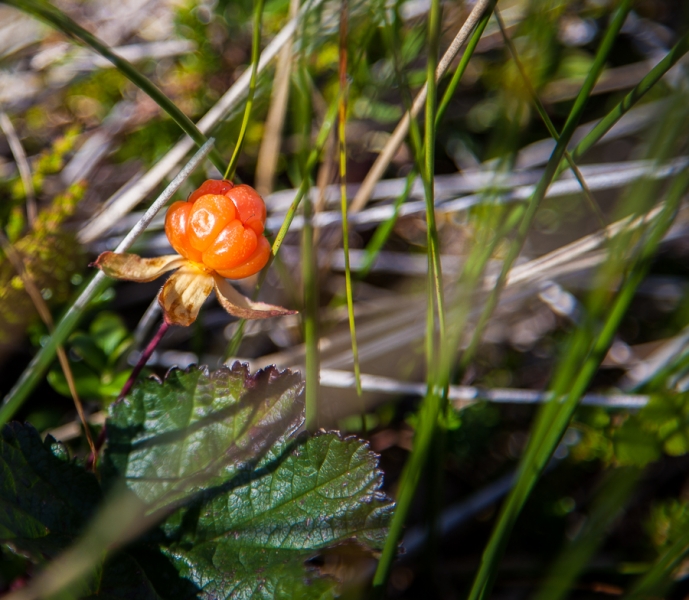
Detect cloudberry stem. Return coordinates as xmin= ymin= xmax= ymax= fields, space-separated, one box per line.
xmin=118 ymin=320 xmax=170 ymax=403
xmin=87 ymin=320 xmax=170 ymax=471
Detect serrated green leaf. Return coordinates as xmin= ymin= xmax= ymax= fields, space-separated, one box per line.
xmin=104 ymin=364 xmax=306 ymax=507
xmin=164 ymin=433 xmax=393 ymax=600
xmin=104 ymin=366 xmax=393 ymax=596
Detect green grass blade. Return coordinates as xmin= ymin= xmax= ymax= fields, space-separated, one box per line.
xmin=494 ymin=8 xmax=606 ymax=228
xmin=372 ymin=0 xmax=446 ymax=587
xmin=467 ymin=162 xmax=689 ymax=600
xmin=302 ymin=194 xmax=319 ymax=431
xmin=358 ymin=1 xmax=490 ymax=280
xmin=569 ymin=30 xmax=689 ymax=167
xmin=372 ymin=389 xmax=443 ymax=590
xmin=422 ymin=0 xmax=445 ymax=337
xmin=624 ymin=528 xmax=689 ymax=599
xmin=337 ymin=0 xmax=362 ymax=400
xmin=465 ymin=3 xmax=635 ymax=597
xmin=291 ymin=64 xmax=320 ymax=432
xmin=2 ymin=0 xmax=226 ymax=173
xmin=224 ymin=0 xmax=265 ymax=180
xmin=357 ymin=172 xmax=413 ymax=278
xmin=436 ymin=0 xmax=494 ymax=123
xmin=461 ymin=0 xmax=633 ymax=372
xmin=533 ymin=467 xmax=642 ymax=600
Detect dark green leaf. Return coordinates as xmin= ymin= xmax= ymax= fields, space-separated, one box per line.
xmin=104 ymin=365 xmax=392 ymax=596
xmin=0 ymin=423 xmax=164 ymax=599
xmin=0 ymin=422 xmax=101 ymax=560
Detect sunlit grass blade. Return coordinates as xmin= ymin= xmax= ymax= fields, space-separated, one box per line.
xmin=224 ymin=0 xmax=265 ymax=180
xmin=2 ymin=0 xmax=226 ymax=173
xmin=0 ymin=140 xmax=215 ymax=426
xmin=223 ymin=98 xmax=339 ymax=361
xmin=533 ymin=467 xmax=641 ymax=600
xmin=372 ymin=0 xmax=446 ymax=587
xmin=358 ymin=2 xmax=491 ymax=280
xmin=337 ymin=0 xmax=362 ymax=403
xmin=467 ymin=140 xmax=689 ymax=600
xmin=461 ymin=0 xmax=633 ymax=372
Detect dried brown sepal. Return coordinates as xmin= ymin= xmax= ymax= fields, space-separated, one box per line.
xmin=158 ymin=265 xmax=215 ymax=326
xmin=94 ymin=252 xmax=186 ymax=282
xmin=213 ymin=274 xmax=297 ymax=320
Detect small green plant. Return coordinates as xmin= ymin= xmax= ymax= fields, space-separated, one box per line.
xmin=1 ymin=365 xmax=393 ymax=597
xmin=47 ymin=312 xmax=134 ymax=403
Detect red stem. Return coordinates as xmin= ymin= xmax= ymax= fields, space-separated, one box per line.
xmin=87 ymin=320 xmax=170 ymax=470
xmin=116 ymin=320 xmax=170 ymax=403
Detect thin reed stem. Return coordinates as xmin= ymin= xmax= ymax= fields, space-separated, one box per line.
xmin=224 ymin=0 xmax=265 ymax=180
xmin=373 ymin=0 xmax=446 ymax=586
xmin=338 ymin=0 xmax=362 ymax=402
